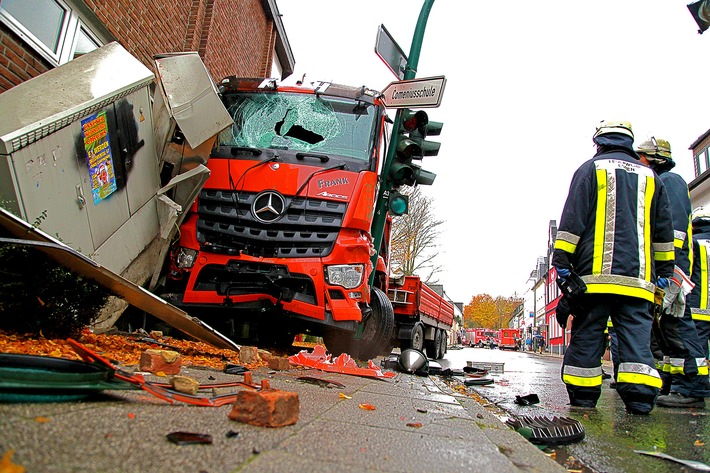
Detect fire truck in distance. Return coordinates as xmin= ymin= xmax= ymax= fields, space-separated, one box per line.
xmin=498 ymin=328 xmax=521 ymax=350
xmin=465 ymin=328 xmax=500 ymax=348
xmin=159 ymin=77 xmax=449 ymax=359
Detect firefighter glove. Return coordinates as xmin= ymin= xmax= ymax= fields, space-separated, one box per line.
xmin=656 ymin=277 xmax=669 ymax=289
xmin=662 ymin=267 xmax=694 ymax=318
xmin=555 ymin=267 xmax=570 ymax=279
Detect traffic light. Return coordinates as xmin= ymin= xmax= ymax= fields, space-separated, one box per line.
xmin=388 ymin=109 xmax=442 ymax=188
xmin=388 ymin=190 xmax=409 ymax=216
xmin=688 ymin=0 xmax=710 ymax=34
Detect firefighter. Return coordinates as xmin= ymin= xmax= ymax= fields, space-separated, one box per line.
xmin=552 ymin=120 xmax=675 ymax=415
xmin=691 ymin=207 xmax=710 ymax=357
xmin=636 ymin=137 xmax=709 ymax=408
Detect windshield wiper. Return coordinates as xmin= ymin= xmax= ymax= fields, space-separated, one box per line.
xmin=290 ymin=162 xmax=348 ymax=204
xmin=230 ymin=146 xmax=262 ymax=156
xmin=296 ymin=151 xmax=329 ymax=163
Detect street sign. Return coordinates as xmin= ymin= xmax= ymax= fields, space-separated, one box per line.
xmin=375 ymin=24 xmax=407 ymax=80
xmin=381 ymin=76 xmax=446 ymax=109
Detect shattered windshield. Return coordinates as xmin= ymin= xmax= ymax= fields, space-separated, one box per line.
xmin=218 ymin=92 xmax=377 ymax=161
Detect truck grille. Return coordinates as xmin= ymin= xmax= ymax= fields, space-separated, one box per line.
xmin=196 ymin=189 xmax=346 ymax=258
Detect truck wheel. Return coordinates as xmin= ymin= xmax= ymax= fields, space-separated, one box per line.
xmin=439 ymin=331 xmax=447 ymax=358
xmin=357 ymin=287 xmax=395 ymax=360
xmin=426 ymin=329 xmax=441 ymax=359
xmin=401 ymin=323 xmax=424 ymax=352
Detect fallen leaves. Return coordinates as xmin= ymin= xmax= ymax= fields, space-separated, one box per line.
xmin=0 ymin=329 xmax=256 ymax=371
xmin=339 ymin=392 xmax=352 ymax=399
xmin=359 ymin=403 xmax=376 ymax=411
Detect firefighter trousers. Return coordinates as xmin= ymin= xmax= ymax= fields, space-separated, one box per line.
xmin=653 ymin=302 xmax=710 ymax=398
xmin=562 ymin=294 xmax=661 ymax=413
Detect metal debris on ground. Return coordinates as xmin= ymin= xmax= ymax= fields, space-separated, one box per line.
xmin=506 ymin=416 xmax=585 ymax=446
xmin=166 ymin=432 xmax=213 ymax=445
xmin=466 ymin=361 xmax=505 ymax=374
xmin=515 ymin=393 xmax=541 ymax=406
xmin=634 ymin=450 xmax=710 ymax=471
xmin=288 ymin=345 xmax=395 ymax=379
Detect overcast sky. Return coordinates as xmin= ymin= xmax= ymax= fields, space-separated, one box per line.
xmin=276 ymin=0 xmax=710 ymax=305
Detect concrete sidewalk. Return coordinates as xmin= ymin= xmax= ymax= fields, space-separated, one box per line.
xmin=0 ymin=361 xmax=566 ymax=473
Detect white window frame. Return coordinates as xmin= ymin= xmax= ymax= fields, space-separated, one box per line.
xmin=0 ymin=0 xmax=104 ymax=67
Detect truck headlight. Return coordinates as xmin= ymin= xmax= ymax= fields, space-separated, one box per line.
xmin=176 ymin=247 xmax=198 ymax=269
xmin=325 ymin=264 xmax=364 ymax=289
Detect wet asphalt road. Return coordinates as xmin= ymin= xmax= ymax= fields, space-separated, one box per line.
xmin=438 ymin=346 xmax=709 ymax=473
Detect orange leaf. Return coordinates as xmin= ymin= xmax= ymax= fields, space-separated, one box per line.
xmin=127 ymin=413 xmax=135 ymax=419
xmin=406 ymin=422 xmax=423 ymax=428
xmin=34 ymin=416 xmax=51 ymax=423
xmin=339 ymin=392 xmax=352 ymax=399
xmin=695 ymin=440 xmax=705 ymax=446
xmin=0 ymin=449 xmax=25 ymax=473
xmin=358 ymin=403 xmax=376 ymax=411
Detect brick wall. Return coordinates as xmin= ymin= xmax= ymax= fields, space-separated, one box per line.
xmin=0 ymin=24 xmax=51 ymax=92
xmin=0 ymin=0 xmax=274 ymax=92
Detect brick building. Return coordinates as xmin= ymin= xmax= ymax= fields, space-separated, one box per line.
xmin=0 ymin=0 xmax=294 ymax=93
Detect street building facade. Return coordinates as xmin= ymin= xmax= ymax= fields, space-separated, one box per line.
xmin=0 ymin=0 xmax=294 ymax=93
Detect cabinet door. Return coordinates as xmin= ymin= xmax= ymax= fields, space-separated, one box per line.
xmin=9 ymin=128 xmax=94 ymax=254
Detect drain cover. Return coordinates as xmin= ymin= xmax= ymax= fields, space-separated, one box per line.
xmin=506 ymin=415 xmax=585 ymax=446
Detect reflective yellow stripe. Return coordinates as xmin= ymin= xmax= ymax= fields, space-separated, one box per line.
xmin=644 ymin=176 xmax=654 ymax=281
xmin=702 ymin=244 xmax=708 ymax=310
xmin=669 ymin=365 xmax=684 ymax=375
xmin=674 ymin=238 xmax=684 ymax=248
xmin=554 ymin=240 xmax=577 ymax=253
xmin=593 ymin=169 xmax=607 ymax=275
xmin=617 ymin=372 xmax=663 ymax=388
xmin=563 ymin=374 xmax=603 ymax=387
xmin=585 ymin=283 xmax=654 ymax=302
xmin=654 ymin=250 xmax=674 ymax=261
xmin=699 ymin=366 xmax=709 ymax=376
xmin=692 ymin=313 xmax=710 ymax=322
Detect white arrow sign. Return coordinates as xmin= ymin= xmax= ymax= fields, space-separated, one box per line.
xmin=381 ymin=76 xmax=446 ymax=109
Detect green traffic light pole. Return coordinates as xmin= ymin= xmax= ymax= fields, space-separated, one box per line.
xmin=368 ymin=0 xmax=434 ymax=287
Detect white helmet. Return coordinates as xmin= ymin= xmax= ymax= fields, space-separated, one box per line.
xmin=593 ymin=120 xmax=634 ymax=140
xmin=692 ymin=206 xmax=710 ymax=225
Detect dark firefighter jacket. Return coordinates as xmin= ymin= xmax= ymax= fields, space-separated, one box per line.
xmin=552 ymin=148 xmax=675 ymax=303
xmin=691 ymin=222 xmax=710 ymax=323
xmin=657 ymin=170 xmax=693 ymax=279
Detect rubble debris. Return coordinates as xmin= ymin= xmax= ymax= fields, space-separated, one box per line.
xmin=166 ymin=431 xmax=213 ymax=445
xmin=288 ymin=345 xmax=395 ymax=379
xmin=268 ymin=357 xmax=291 ymax=371
xmin=239 ymin=346 xmax=260 ymax=364
xmin=139 ymin=349 xmax=182 ymax=375
xmin=226 ymin=430 xmax=240 ymax=439
xmin=296 ymin=376 xmax=346 ymax=389
xmin=506 ymin=415 xmax=585 ymax=446
xmin=170 ymin=376 xmax=200 ymax=395
xmin=464 ymin=377 xmax=494 ymax=386
xmin=634 ymin=450 xmax=710 ymax=471
xmin=515 ymin=393 xmax=541 ymax=406
xmin=228 ymin=389 xmax=299 ymax=427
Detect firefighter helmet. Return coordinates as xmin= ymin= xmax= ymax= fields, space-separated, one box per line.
xmin=692 ymin=206 xmax=710 ymax=226
xmin=636 ymin=136 xmax=672 ymax=159
xmin=593 ymin=120 xmax=634 ymax=140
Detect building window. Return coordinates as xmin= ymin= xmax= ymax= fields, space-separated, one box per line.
xmin=696 ymin=147 xmax=709 ymax=177
xmin=0 ymin=0 xmax=103 ymax=67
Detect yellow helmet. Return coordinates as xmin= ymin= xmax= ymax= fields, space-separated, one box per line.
xmin=635 ymin=136 xmax=672 ymax=159
xmin=593 ymin=120 xmax=634 ymax=140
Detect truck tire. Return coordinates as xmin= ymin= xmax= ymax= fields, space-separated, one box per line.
xmin=426 ymin=329 xmax=441 ymax=359
xmin=439 ymin=331 xmax=447 ymax=358
xmin=357 ymin=287 xmax=395 ymax=360
xmin=401 ymin=323 xmax=424 ymax=352
xmin=324 ymin=287 xmax=394 ymax=360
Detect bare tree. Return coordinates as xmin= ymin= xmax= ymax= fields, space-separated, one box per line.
xmin=389 ymin=186 xmax=443 ymax=283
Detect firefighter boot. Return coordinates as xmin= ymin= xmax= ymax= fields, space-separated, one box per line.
xmin=656 ymin=392 xmax=706 ymax=409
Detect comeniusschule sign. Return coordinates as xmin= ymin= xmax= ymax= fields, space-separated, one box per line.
xmin=381 ymin=76 xmax=446 ymax=109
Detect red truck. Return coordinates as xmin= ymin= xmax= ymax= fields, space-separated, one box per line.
xmin=159 ymin=77 xmax=447 ymax=359
xmin=466 ymin=328 xmax=499 ymax=348
xmin=387 ymin=275 xmax=454 ymax=359
xmin=498 ymin=328 xmax=521 ymax=350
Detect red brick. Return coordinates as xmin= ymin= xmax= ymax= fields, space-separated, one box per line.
xmin=268 ymin=356 xmax=291 ymax=371
xmin=139 ymin=349 xmax=182 ymax=375
xmin=228 ymin=389 xmax=299 ymax=427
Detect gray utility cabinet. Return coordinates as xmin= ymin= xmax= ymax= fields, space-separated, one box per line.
xmin=0 ymin=42 xmax=159 ymax=275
